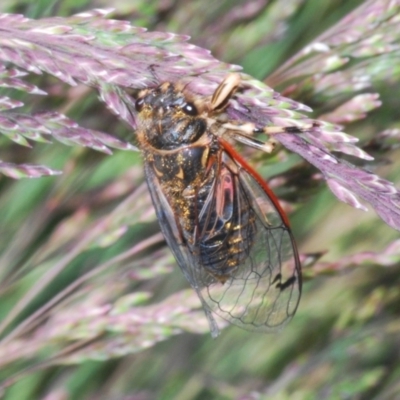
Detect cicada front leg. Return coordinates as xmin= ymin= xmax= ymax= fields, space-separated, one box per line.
xmin=208 ymin=74 xmax=320 ymax=154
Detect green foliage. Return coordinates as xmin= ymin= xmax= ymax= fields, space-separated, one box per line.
xmin=0 ymin=0 xmax=400 ymax=399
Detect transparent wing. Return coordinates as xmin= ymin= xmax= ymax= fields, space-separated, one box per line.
xmin=144 ymin=147 xmax=301 ymax=335
xmin=143 ymin=162 xmax=221 ymax=336
xmin=194 ymin=141 xmax=302 ymax=332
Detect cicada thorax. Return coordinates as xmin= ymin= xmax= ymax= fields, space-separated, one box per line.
xmin=135 ymin=82 xmax=257 ymax=283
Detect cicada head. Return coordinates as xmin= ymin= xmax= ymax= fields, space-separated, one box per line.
xmin=135 ymin=82 xmax=207 ymax=150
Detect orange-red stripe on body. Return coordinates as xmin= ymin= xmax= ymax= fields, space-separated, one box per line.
xmin=219 ymin=138 xmax=291 ymax=227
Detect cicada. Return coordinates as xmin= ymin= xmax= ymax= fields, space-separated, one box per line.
xmin=134 ymin=73 xmax=302 ymax=337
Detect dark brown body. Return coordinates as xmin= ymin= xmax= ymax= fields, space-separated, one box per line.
xmin=136 ymin=82 xmax=255 ymax=281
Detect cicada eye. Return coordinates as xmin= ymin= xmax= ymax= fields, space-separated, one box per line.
xmin=181 ymin=102 xmax=198 ymax=116
xmin=135 ymin=97 xmax=145 ymax=112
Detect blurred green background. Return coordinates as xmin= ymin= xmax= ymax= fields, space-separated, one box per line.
xmin=0 ymin=1 xmax=400 ymax=399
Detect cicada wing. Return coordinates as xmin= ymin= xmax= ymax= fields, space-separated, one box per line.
xmin=196 ymin=150 xmax=302 ymax=332
xmin=143 ymin=163 xmax=222 ymax=336
xmin=144 ymin=163 xmax=191 ymax=278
